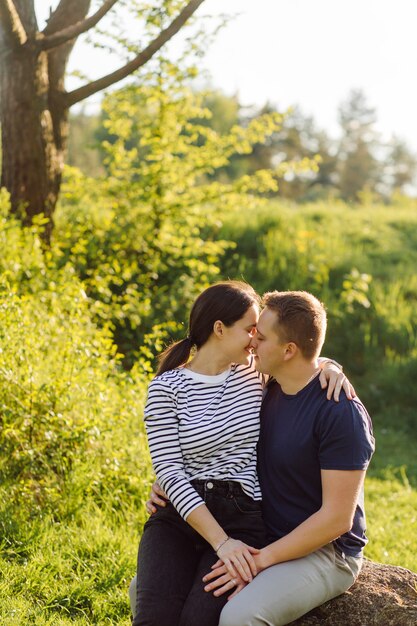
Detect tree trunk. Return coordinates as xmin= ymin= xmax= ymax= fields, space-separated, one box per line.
xmin=0 ymin=0 xmax=205 ymax=240
xmin=0 ymin=44 xmax=67 ymax=240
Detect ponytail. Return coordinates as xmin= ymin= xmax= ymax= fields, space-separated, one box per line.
xmin=156 ymin=337 xmax=194 ymax=375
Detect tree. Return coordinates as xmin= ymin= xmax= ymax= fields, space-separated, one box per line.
xmin=384 ymin=135 xmax=417 ymax=195
xmin=267 ymin=107 xmax=337 ymax=201
xmin=0 ymin=0 xmax=205 ymax=238
xmin=55 ymin=55 xmax=283 ymax=366
xmin=337 ymin=89 xmax=380 ymax=201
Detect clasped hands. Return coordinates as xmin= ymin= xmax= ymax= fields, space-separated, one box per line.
xmin=145 ymin=482 xmax=260 ymax=600
xmin=203 ymin=557 xmax=251 ymax=600
xmin=210 ymin=537 xmax=260 ymax=599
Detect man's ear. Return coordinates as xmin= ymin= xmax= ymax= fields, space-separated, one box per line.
xmin=283 ymin=342 xmax=298 ymax=361
xmin=213 ymin=320 xmax=224 ymax=338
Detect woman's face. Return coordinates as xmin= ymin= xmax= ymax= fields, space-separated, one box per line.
xmin=219 ymin=304 xmax=259 ymax=366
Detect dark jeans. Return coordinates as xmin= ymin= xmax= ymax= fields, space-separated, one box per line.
xmin=132 ymin=479 xmax=267 ymax=626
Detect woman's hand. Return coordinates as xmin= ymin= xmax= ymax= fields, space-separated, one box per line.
xmin=203 ymin=562 xmax=247 ymax=600
xmin=216 ymin=537 xmax=260 ymax=582
xmin=319 ymin=362 xmax=356 ymax=401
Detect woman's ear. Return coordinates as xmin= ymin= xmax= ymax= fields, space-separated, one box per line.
xmin=213 ymin=320 xmax=224 ymax=338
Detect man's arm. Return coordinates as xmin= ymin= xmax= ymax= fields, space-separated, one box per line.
xmin=256 ymin=468 xmax=365 ymax=570
xmin=203 ymin=468 xmax=366 ymax=596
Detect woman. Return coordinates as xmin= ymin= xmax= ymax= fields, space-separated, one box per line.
xmin=132 ymin=281 xmax=348 ymax=626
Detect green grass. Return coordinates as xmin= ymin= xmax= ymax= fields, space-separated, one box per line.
xmin=0 ymin=499 xmax=144 ymax=625
xmin=365 ymin=474 xmax=417 ymax=571
xmin=365 ymin=422 xmax=417 ymax=571
xmin=1 ymin=420 xmax=416 ymax=625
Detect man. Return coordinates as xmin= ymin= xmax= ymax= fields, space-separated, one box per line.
xmin=203 ymin=291 xmax=375 ymax=625
xmin=135 ymin=291 xmax=374 ymax=625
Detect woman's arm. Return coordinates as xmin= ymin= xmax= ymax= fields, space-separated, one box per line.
xmin=318 ymin=358 xmax=356 ymax=401
xmin=186 ymin=505 xmax=259 ymax=581
xmin=144 ymin=379 xmax=258 ymax=582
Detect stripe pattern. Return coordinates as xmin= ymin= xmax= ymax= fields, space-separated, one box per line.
xmin=144 ymin=362 xmax=263 ymax=520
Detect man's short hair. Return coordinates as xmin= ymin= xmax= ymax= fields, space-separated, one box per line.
xmin=262 ymin=291 xmax=327 ymax=359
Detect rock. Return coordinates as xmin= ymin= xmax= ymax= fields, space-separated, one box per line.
xmin=291 ymin=559 xmax=417 ymax=625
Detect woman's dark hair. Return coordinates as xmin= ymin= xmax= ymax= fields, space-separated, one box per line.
xmin=156 ymin=281 xmax=259 ymax=375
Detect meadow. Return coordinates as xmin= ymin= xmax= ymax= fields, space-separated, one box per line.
xmin=1 ymin=196 xmax=416 ymax=624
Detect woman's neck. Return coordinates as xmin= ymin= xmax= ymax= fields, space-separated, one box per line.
xmin=185 ymin=342 xmax=232 ymax=376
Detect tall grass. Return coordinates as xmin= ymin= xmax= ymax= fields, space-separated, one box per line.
xmin=217 ymin=197 xmax=417 ymax=570
xmin=1 ymin=197 xmax=417 ymax=624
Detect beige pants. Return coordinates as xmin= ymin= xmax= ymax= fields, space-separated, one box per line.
xmin=219 ymin=543 xmax=362 ymax=626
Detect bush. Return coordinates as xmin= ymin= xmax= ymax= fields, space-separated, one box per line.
xmin=218 ymin=199 xmax=417 ymax=417
xmin=0 ymin=195 xmax=152 ymax=509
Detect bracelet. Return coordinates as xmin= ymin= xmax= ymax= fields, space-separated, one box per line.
xmin=215 ymin=536 xmax=231 ymax=553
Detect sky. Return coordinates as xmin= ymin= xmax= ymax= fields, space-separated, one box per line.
xmin=36 ymin=0 xmax=417 ymax=151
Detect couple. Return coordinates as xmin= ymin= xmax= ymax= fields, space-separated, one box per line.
xmin=130 ymin=281 xmax=374 ymax=626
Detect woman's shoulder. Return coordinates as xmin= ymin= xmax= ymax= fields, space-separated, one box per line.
xmin=148 ymin=368 xmax=185 ymax=394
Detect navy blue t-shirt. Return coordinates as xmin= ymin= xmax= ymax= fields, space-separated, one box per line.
xmin=257 ymin=376 xmax=375 ymax=557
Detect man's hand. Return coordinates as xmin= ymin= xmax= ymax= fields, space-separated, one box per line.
xmin=203 ymin=561 xmax=247 ymax=600
xmin=145 ymin=481 xmax=168 ymax=515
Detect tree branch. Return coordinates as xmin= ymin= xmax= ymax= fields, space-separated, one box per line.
xmin=64 ymin=0 xmax=205 ymax=108
xmin=41 ymin=0 xmax=119 ymax=51
xmin=43 ymin=0 xmax=90 ymax=36
xmin=0 ymin=0 xmax=27 ymax=47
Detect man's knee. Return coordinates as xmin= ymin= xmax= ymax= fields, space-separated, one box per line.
xmin=219 ymin=601 xmax=255 ymax=626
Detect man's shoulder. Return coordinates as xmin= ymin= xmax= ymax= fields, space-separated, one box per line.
xmin=316 ymin=389 xmax=373 ymax=437
xmin=309 ymin=380 xmax=367 ymax=410
xmin=323 ymin=391 xmax=369 ymax=417
xmin=317 ymin=391 xmax=375 ymax=466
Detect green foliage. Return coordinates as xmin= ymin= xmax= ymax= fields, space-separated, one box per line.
xmin=0 ymin=192 xmax=153 ymax=622
xmin=365 ymin=474 xmax=417 ymax=571
xmin=68 ymin=88 xmax=416 ymax=202
xmin=67 ymin=111 xmax=104 ymax=178
xmin=54 ymin=55 xmax=286 ymax=366
xmin=0 ymin=193 xmax=152 ymax=509
xmin=219 ymin=199 xmax=417 ymax=374
xmin=2 ymin=186 xmax=417 ymax=623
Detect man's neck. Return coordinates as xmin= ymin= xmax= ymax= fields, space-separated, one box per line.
xmin=273 ymin=359 xmax=319 ymax=395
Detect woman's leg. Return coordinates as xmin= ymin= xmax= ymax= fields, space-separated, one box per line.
xmin=219 ymin=544 xmax=361 ymax=626
xmin=178 ymin=546 xmax=228 ymax=626
xmin=179 ymin=481 xmax=268 ymax=626
xmin=133 ymin=505 xmax=200 ymax=626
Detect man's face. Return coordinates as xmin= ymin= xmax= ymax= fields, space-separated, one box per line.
xmin=250 ymin=307 xmax=286 ymax=376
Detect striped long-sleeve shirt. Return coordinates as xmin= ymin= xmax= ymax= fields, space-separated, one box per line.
xmin=144 ymin=361 xmax=263 ymax=520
